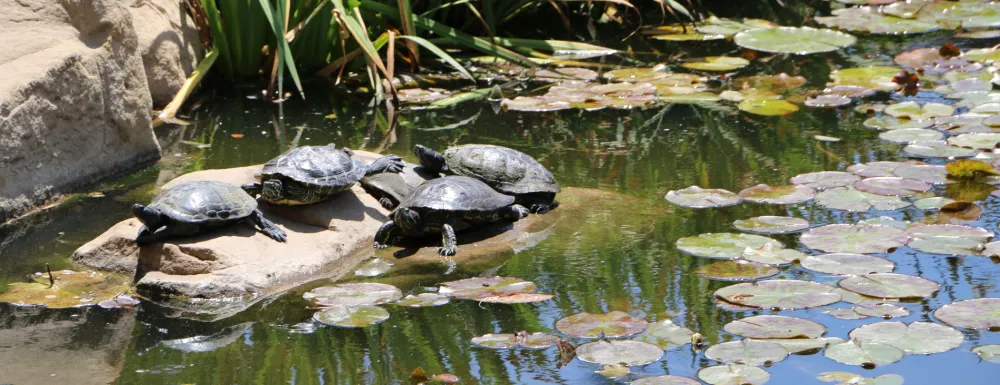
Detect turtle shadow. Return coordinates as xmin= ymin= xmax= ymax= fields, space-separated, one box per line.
xmin=261 ymin=189 xmax=389 ymax=228
xmin=390 ymin=221 xmax=518 ymax=259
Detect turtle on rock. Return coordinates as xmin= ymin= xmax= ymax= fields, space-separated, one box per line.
xmin=359 ymin=162 xmax=439 ymax=210
xmin=413 ymin=144 xmax=560 ymax=213
xmin=133 ymin=181 xmax=286 ymax=245
xmin=373 ymin=176 xmax=530 ymax=256
xmin=243 ymin=145 xmax=404 ymax=205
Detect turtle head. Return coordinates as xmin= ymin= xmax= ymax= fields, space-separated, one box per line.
xmin=413 ymin=145 xmax=446 ymax=172
xmin=394 ymin=208 xmax=421 ymax=234
xmin=262 ymin=180 xmax=284 ymax=202
xmin=132 ymin=204 xmax=165 ymax=229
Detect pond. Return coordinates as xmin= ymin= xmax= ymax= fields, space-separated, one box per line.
xmin=4 ymin=6 xmax=1000 ymax=385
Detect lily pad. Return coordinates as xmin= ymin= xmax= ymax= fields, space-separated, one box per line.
xmin=884 ymin=101 xmax=954 ymax=121
xmin=806 ymin=95 xmax=852 ymax=108
xmin=682 ymin=56 xmax=751 ymax=71
xmin=738 ymin=184 xmax=816 ymax=204
xmin=354 ymin=258 xmax=394 ymax=277
xmin=818 ymin=372 xmax=905 ymax=385
xmin=755 ymin=337 xmax=845 ymax=354
xmin=965 ymin=48 xmax=1000 ymax=63
xmin=603 ymin=67 xmax=671 ymax=83
xmin=704 ymin=339 xmax=789 ymax=366
xmin=470 ymin=333 xmax=519 ymax=349
xmin=665 ymin=186 xmax=742 ymax=208
xmin=824 ymin=340 xmax=905 ymax=367
xmin=740 ymin=243 xmax=807 ymax=266
xmin=555 ymin=311 xmax=649 ymax=338
xmin=849 ymin=321 xmax=963 ymax=355
xmin=697 ymin=260 xmax=779 ymax=281
xmin=634 ymin=319 xmax=695 ymax=349
xmin=863 ymin=116 xmax=934 ymax=131
xmin=892 ymin=164 xmax=950 ymax=184
xmin=816 ymin=7 xmax=939 ymax=35
xmin=904 ymin=141 xmax=978 ymax=158
xmin=895 ymin=47 xmax=943 ymax=68
xmin=698 ymin=364 xmax=770 ymax=385
xmin=534 ymin=68 xmax=599 ymax=81
xmin=733 ymin=216 xmax=810 ymax=234
xmin=724 ymin=315 xmax=826 ymax=339
xmin=715 ymin=280 xmax=842 ymax=310
xmin=906 ymin=224 xmax=992 ymax=255
xmin=736 ymin=74 xmax=806 ymax=93
xmin=972 ymin=345 xmax=1000 ymax=363
xmin=313 ymin=305 xmax=390 ymax=328
xmin=676 ymin=233 xmax=783 ymax=260
xmin=852 ymin=302 xmax=910 ymax=319
xmin=815 ymin=135 xmax=843 ymax=142
xmin=829 ymin=66 xmax=902 ymax=91
xmin=914 ymin=197 xmax=956 ymax=210
xmin=738 ymin=99 xmax=799 ymax=116
xmin=0 ymin=270 xmax=131 ymax=309
xmin=814 ymin=186 xmax=911 ymax=212
xmin=948 ymin=133 xmax=1000 ymax=150
xmin=596 ymin=364 xmax=630 ymax=379
xmin=838 ymin=273 xmax=940 ymax=299
xmin=935 ymin=298 xmax=1000 ymax=330
xmin=826 ymin=308 xmax=871 ymax=320
xmin=879 ymin=128 xmax=944 ymax=143
xmin=790 ymin=171 xmax=861 ymax=189
xmin=854 ymin=177 xmax=931 ymax=196
xmin=633 ymin=375 xmax=702 ymax=385
xmin=858 ymin=216 xmax=912 ymax=229
xmin=576 ymin=340 xmax=663 ymax=366
xmin=471 ymin=332 xmax=559 ymax=349
xmin=800 ymin=224 xmax=910 ymax=253
xmin=439 ymin=276 xmax=549 ymax=302
xmin=396 ymin=293 xmax=450 ymax=307
xmin=848 ymin=161 xmax=927 ymax=177
xmin=800 ymin=253 xmax=896 ymax=275
xmin=734 ymin=27 xmax=857 ymax=54
xmin=302 ymin=283 xmax=403 ymax=307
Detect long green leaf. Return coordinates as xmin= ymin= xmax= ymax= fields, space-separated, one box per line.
xmin=332 ymin=0 xmax=394 ymax=89
xmin=201 ymin=0 xmax=234 ymax=80
xmin=258 ymin=0 xmax=306 ymax=98
xmin=395 ymin=36 xmax=474 ymax=81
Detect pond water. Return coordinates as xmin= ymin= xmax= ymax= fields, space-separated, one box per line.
xmin=5 ymin=7 xmax=1000 ymax=385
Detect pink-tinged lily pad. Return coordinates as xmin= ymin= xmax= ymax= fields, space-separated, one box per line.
xmin=715 ymin=280 xmax=842 ymax=310
xmin=904 ymin=141 xmax=979 ymax=158
xmin=935 ymin=298 xmax=1000 ymax=330
xmin=603 ymin=67 xmax=671 ymax=82
xmin=313 ymin=305 xmax=390 ymax=328
xmin=849 ymin=321 xmax=964 ymax=355
xmin=395 ymin=293 xmax=450 ymax=307
xmin=733 ymin=216 xmax=810 ymax=234
xmin=824 ymin=340 xmax=905 ymax=367
xmin=633 ymin=319 xmax=695 ymax=349
xmin=555 ymin=311 xmax=649 ymax=338
xmin=666 ymin=186 xmax=742 ymax=208
xmin=858 ymin=216 xmax=912 ymax=229
xmin=438 ymin=276 xmax=549 ymax=303
xmin=972 ymin=345 xmax=1000 ymax=363
xmin=704 ymin=339 xmax=789 ymax=366
xmin=303 ymin=283 xmax=402 ymax=307
xmin=818 ymin=372 xmax=905 ymax=385
xmin=848 ymin=161 xmax=927 ymax=177
xmin=0 ymin=270 xmax=131 ymax=309
xmin=854 ymin=177 xmax=932 ymax=197
xmin=892 ymin=164 xmax=950 ymax=184
xmin=676 ymin=233 xmax=783 ymax=260
xmin=790 ymin=171 xmax=861 ymax=189
xmin=838 ymin=273 xmax=940 ymax=299
xmin=851 ymin=302 xmax=910 ymax=319
xmin=879 ymin=128 xmax=944 ymax=143
xmin=800 ymin=253 xmax=895 ymax=275
xmin=738 ymin=184 xmax=816 ymax=204
xmin=697 ymin=260 xmax=779 ymax=281
xmin=633 ymin=375 xmax=702 ymax=385
xmin=906 ymin=224 xmax=992 ymax=255
xmin=576 ymin=340 xmax=663 ymax=366
xmin=698 ymin=364 xmax=770 ymax=385
xmin=724 ymin=315 xmax=826 ymax=339
xmin=800 ymin=224 xmax=910 ymax=253
xmin=814 ymin=186 xmax=911 ymax=212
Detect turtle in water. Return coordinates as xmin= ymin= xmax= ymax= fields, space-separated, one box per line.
xmin=373 ymin=176 xmax=529 ymax=256
xmin=413 ymin=144 xmax=560 ymax=213
xmin=243 ymin=145 xmax=404 ymax=205
xmin=133 ymin=181 xmax=286 ymax=244
xmin=359 ymin=162 xmax=439 ymax=210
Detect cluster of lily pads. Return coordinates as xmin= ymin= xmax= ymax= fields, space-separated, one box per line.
xmin=0 ymin=269 xmax=136 ymax=309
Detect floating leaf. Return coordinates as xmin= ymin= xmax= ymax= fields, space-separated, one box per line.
xmin=892 ymin=164 xmax=950 ymax=184
xmin=904 ymin=141 xmax=978 ymax=158
xmin=733 ymin=216 xmax=810 ymax=234
xmin=972 ymin=345 xmax=1000 ymax=363
xmin=984 ymin=241 xmax=1000 ymax=257
xmin=439 ymin=276 xmax=548 ymax=302
xmin=825 ymin=340 xmax=904 ymax=367
xmin=839 ymin=273 xmax=940 ymax=299
xmin=826 ymin=308 xmax=870 ymax=320
xmin=604 ymin=67 xmax=671 ymax=82
xmin=914 ymin=197 xmax=956 ymax=210
xmin=596 ymin=363 xmax=630 ymax=378
xmin=740 ymin=243 xmax=806 ymax=266
xmin=852 ymin=302 xmax=910 ymax=319
xmin=945 ymin=159 xmax=999 ymax=179
xmin=534 ymin=68 xmax=599 ymax=82
xmin=736 ymin=74 xmax=806 ymax=93
xmin=879 ymin=128 xmax=944 ymax=143
xmin=682 ymin=56 xmax=751 ymax=71
xmin=884 ymin=101 xmax=954 ymax=121
xmin=848 ymin=161 xmax=926 ymax=178
xmin=906 ymin=224 xmax=992 ymax=255
xmin=864 ymin=116 xmax=934 ymax=131
xmin=471 ymin=332 xmax=559 ymax=349
xmin=829 ymin=66 xmax=901 ymax=91
xmin=398 ymin=88 xmax=451 ymax=104
xmin=790 ymin=171 xmax=861 ymax=189
xmin=715 ymin=280 xmax=842 ymax=310
xmin=665 ymin=186 xmax=742 ymax=208
xmin=724 ymin=315 xmax=826 ymax=339
xmin=704 ymin=339 xmax=789 ymax=366
xmin=303 ymin=283 xmax=402 ymax=307
xmin=849 ymin=321 xmax=963 ymax=355
xmin=734 ymin=27 xmax=856 ymax=54
xmin=818 ymin=372 xmax=905 ymax=385
xmin=858 ymin=217 xmax=911 ymax=229
xmin=816 ymin=7 xmax=939 ymax=35
xmin=519 ymin=332 xmax=561 ymax=349
xmin=965 ymin=48 xmax=1000 ymax=63
xmin=738 ymin=99 xmax=799 ymax=116
xmin=313 ymin=305 xmax=390 ymax=328
xmin=935 ymin=298 xmax=1000 ymax=330
xmin=576 ymin=340 xmax=663 ymax=366
xmin=634 ymin=319 xmax=694 ymax=349
xmin=854 ymin=177 xmax=931 ymax=197
xmin=800 ymin=224 xmax=910 ymax=253
xmin=470 ymin=333 xmax=518 ymax=349
xmin=948 ymin=133 xmax=1000 ymax=150
xmin=697 ymin=261 xmax=779 ymax=281
xmin=814 ymin=186 xmax=911 ymax=212
xmin=800 ymin=253 xmax=895 ymax=275
xmin=895 ymin=47 xmax=943 ymax=68
xmin=0 ymin=270 xmax=131 ymax=309
xmin=738 ymin=184 xmax=816 ymax=204
xmin=396 ymin=293 xmax=450 ymax=307
xmin=556 ymin=311 xmax=648 ymax=338
xmin=633 ymin=375 xmax=701 ymax=385
xmin=698 ymin=364 xmax=770 ymax=385
xmin=354 ymin=258 xmax=394 ymax=277
xmin=676 ymin=233 xmax=783 ymax=260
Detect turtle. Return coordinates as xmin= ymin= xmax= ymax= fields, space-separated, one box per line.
xmin=132 ymin=181 xmax=286 ymax=245
xmin=413 ymin=144 xmax=560 ymax=213
xmin=242 ymin=144 xmax=404 ymax=205
xmin=373 ymin=176 xmax=530 ymax=256
xmin=359 ymin=162 xmax=439 ymax=210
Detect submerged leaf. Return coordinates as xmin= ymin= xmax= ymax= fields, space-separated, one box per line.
xmin=0 ymin=270 xmax=132 ymax=309
xmin=972 ymin=345 xmax=1000 ymax=363
xmin=817 ymin=372 xmax=905 ymax=385
xmin=396 ymin=293 xmax=450 ymax=307
xmin=633 ymin=375 xmax=701 ymax=385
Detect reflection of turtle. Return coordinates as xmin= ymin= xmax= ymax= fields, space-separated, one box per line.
xmin=359 ymin=162 xmax=439 ymax=209
xmin=243 ymin=145 xmax=404 ymax=205
xmin=373 ymin=176 xmax=529 ymax=256
xmin=414 ymin=144 xmax=560 ymax=213
xmin=133 ymin=181 xmax=286 ymax=244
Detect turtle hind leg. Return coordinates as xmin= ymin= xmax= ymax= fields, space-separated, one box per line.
xmin=413 ymin=145 xmax=447 ymax=173
xmin=365 ymin=155 xmax=404 ymax=176
xmin=374 ymin=221 xmax=397 ymax=249
xmin=249 ymin=209 xmax=287 ymax=242
xmin=503 ymin=204 xmax=531 ymax=221
xmin=438 ymin=224 xmax=458 ymax=256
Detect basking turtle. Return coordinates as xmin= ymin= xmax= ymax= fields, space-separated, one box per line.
xmin=413 ymin=144 xmax=560 ymax=213
xmin=133 ymin=181 xmax=286 ymax=244
xmin=243 ymin=145 xmax=404 ymax=205
xmin=373 ymin=176 xmax=529 ymax=256
xmin=359 ymin=162 xmax=439 ymax=210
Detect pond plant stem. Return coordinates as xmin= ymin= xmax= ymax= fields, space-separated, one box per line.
xmin=157 ymin=48 xmax=219 ymax=126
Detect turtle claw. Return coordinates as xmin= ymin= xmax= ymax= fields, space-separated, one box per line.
xmin=373 ymin=241 xmax=390 ymax=249
xmin=437 ymin=246 xmax=457 ymax=257
xmin=378 ymin=198 xmax=395 ymax=210
xmin=530 ymin=203 xmax=552 ymax=214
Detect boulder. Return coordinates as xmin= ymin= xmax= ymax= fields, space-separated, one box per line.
xmin=128 ymin=0 xmax=203 ymax=107
xmin=0 ymin=0 xmax=161 ymax=223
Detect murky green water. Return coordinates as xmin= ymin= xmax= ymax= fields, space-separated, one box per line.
xmin=5 ymin=12 xmax=1000 ymax=385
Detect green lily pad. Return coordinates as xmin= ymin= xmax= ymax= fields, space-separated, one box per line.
xmin=800 ymin=224 xmax=910 ymax=253
xmin=738 ymin=184 xmax=816 ymax=204
xmin=657 ymin=89 xmax=721 ymax=104
xmin=302 ymin=283 xmax=402 ymax=307
xmin=972 ymin=345 xmax=1000 ymax=363
xmin=500 ymin=96 xmax=571 ymax=112
xmin=935 ymin=298 xmax=1000 ymax=330
xmin=829 ymin=66 xmax=902 ymax=91
xmin=904 ymin=141 xmax=979 ymax=158
xmin=906 ymin=224 xmax=992 ymax=255
xmin=698 ymin=364 xmax=770 ymax=385
xmin=697 ymin=260 xmax=779 ymax=281
xmin=633 ymin=375 xmax=702 ymax=385
xmin=633 ymin=319 xmax=695 ymax=349
xmin=665 ymin=186 xmax=742 ymax=208
xmin=396 ymin=293 xmax=450 ymax=307
xmin=734 ymin=27 xmax=857 ymax=54
xmin=715 ymin=280 xmax=842 ymax=310
xmin=790 ymin=171 xmax=861 ymax=189
xmin=816 ymin=7 xmax=940 ymax=35
xmin=879 ymin=128 xmax=944 ymax=143
xmin=733 ymin=216 xmax=810 ymax=234
xmin=682 ymin=56 xmax=751 ymax=71
xmin=651 ymin=31 xmax=726 ymax=41
xmin=852 ymin=302 xmax=910 ymax=319
xmin=439 ymin=276 xmax=550 ymax=303
xmin=0 ymin=270 xmax=131 ymax=309
xmin=354 ymin=258 xmax=394 ymax=277
xmin=471 ymin=332 xmax=559 ymax=349
xmin=738 ymin=99 xmax=799 ymax=116
xmin=736 ymin=74 xmax=807 ymax=93
xmin=576 ymin=340 xmax=663 ymax=366
xmin=313 ymin=305 xmax=390 ymax=328
xmin=555 ymin=311 xmax=649 ymax=338
xmin=596 ymin=363 xmax=630 ymax=378
xmin=848 ymin=161 xmax=927 ymax=177
xmin=704 ymin=339 xmax=789 ymax=366
xmin=470 ymin=333 xmax=518 ymax=349
xmin=849 ymin=321 xmax=963 ymax=355
xmin=818 ymin=372 xmax=905 ymax=385
xmin=884 ymin=101 xmax=955 ymax=121
xmin=755 ymin=337 xmax=845 ymax=354
xmin=863 ymin=116 xmax=935 ymax=131
xmin=800 ymin=253 xmax=896 ymax=275
xmin=814 ymin=186 xmax=911 ymax=212
xmin=806 ymin=95 xmax=853 ymax=108
xmin=892 ymin=164 xmax=950 ymax=184
xmin=720 ymin=89 xmax=783 ymax=102
xmin=824 ymin=340 xmax=905 ymax=367
xmin=854 ymin=177 xmax=932 ymax=197
xmin=740 ymin=243 xmax=807 ymax=266
xmin=724 ymin=315 xmax=826 ymax=339
xmin=914 ymin=197 xmax=957 ymax=210
xmin=838 ymin=273 xmax=940 ymax=298
xmin=965 ymin=48 xmax=1000 ymax=63
xmin=984 ymin=241 xmax=1000 ymax=257
xmin=948 ymin=133 xmax=1000 ymax=150
xmin=957 ymin=30 xmax=1000 ymax=39
xmin=676 ymin=233 xmax=783 ymax=260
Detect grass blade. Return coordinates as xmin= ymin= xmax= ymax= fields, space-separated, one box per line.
xmin=258 ymin=0 xmax=305 ymax=98
xmin=332 ymin=0 xmax=394 ymax=86
xmin=159 ymin=48 xmax=219 ymax=122
xmin=397 ymin=0 xmax=420 ymax=63
xmin=201 ymin=0 xmax=234 ymax=80
xmin=396 ymin=35 xmax=474 ymax=81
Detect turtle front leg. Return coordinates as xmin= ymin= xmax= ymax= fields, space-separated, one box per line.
xmin=241 ymin=183 xmax=263 ymax=197
xmin=373 ymin=221 xmax=397 ymax=249
xmin=365 ymin=155 xmax=404 ymax=176
xmin=249 ymin=209 xmax=287 ymax=242
xmin=438 ymin=224 xmax=458 ymax=256
xmin=503 ymin=204 xmax=531 ymax=221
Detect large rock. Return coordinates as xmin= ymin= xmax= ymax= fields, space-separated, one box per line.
xmin=128 ymin=0 xmax=203 ymax=107
xmin=0 ymin=0 xmax=161 ymax=223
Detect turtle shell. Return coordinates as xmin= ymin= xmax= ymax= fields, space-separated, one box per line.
xmin=398 ymin=176 xmax=514 ymax=212
xmin=261 ymin=145 xmax=366 ymax=188
xmin=444 ymin=145 xmax=560 ymax=195
xmin=148 ymin=181 xmax=257 ymax=224
xmin=360 ymin=163 xmax=438 ymax=204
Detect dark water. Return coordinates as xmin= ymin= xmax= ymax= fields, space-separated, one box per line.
xmin=4 ymin=18 xmax=1000 ymax=385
